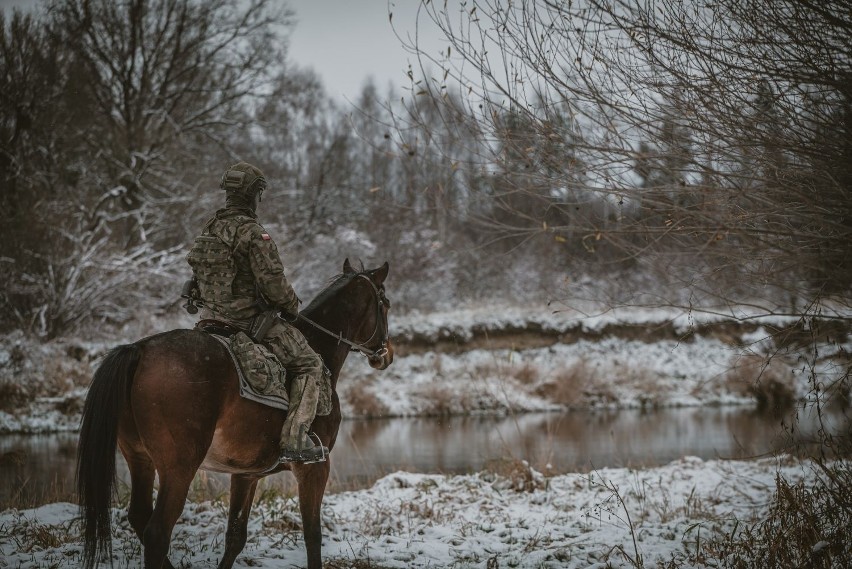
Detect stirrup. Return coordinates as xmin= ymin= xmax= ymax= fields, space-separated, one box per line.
xmin=278 ymin=429 xmax=328 ymax=465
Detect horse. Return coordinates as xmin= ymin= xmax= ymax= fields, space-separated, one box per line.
xmin=76 ymin=258 xmax=394 ymax=569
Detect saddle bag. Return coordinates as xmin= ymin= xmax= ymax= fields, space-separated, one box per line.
xmin=230 ymin=331 xmax=289 ymax=406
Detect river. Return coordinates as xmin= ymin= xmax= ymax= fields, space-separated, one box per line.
xmin=0 ymin=406 xmax=826 ymax=509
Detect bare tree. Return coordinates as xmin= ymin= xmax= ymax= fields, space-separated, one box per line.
xmin=48 ymin=0 xmax=290 ymax=245
xmin=1 ymin=0 xmax=291 ymax=337
xmin=396 ymin=0 xmax=852 ymax=317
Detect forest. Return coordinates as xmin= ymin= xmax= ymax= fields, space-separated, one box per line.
xmin=1 ymin=0 xmax=849 ymax=340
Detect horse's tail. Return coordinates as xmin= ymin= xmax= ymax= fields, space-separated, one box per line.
xmin=77 ymin=343 xmax=141 ymax=569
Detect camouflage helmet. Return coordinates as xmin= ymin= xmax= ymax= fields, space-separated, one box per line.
xmin=220 ymin=161 xmax=267 ymax=197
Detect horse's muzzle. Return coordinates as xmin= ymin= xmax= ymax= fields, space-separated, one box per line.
xmin=368 ymin=340 xmax=394 ymax=370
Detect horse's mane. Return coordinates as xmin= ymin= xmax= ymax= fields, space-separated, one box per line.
xmin=301 ymin=272 xmax=356 ymax=317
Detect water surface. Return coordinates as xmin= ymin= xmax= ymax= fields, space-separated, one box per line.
xmin=0 ymin=406 xmax=829 ymax=509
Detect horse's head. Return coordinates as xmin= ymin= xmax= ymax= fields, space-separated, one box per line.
xmin=341 ymin=258 xmax=394 ymax=370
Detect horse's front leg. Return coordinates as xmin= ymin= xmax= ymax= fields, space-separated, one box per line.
xmin=217 ymin=474 xmax=259 ymax=569
xmin=294 ymin=460 xmax=331 ymax=569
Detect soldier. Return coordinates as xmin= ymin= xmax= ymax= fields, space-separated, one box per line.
xmin=186 ymin=161 xmax=328 ymax=464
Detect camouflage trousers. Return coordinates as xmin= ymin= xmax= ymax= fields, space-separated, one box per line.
xmin=201 ymin=311 xmax=324 ymax=449
xmin=262 ymin=319 xmax=325 ymax=448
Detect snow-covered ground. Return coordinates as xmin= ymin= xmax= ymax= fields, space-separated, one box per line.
xmin=0 ymin=456 xmax=825 ymax=568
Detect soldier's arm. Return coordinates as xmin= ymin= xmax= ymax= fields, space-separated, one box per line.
xmin=244 ymin=225 xmax=300 ymax=315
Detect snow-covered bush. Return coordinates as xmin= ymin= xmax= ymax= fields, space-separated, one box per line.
xmin=1 ymin=232 xmax=184 ymax=339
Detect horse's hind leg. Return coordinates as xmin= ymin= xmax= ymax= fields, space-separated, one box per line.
xmin=123 ymin=453 xmax=155 ymax=540
xmin=142 ymin=469 xmax=195 ymax=569
xmin=216 ymin=475 xmax=259 ymax=569
xmin=120 ymin=453 xmax=177 ymax=569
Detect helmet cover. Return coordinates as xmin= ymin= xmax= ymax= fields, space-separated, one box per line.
xmin=220 ymin=162 xmax=267 ymax=196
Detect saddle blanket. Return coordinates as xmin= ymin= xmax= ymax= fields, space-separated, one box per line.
xmin=210 ymin=331 xmax=290 ymax=411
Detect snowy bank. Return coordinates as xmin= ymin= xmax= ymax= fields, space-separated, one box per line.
xmin=0 ymin=456 xmax=825 ymax=568
xmin=1 ymin=304 xmax=850 ymax=432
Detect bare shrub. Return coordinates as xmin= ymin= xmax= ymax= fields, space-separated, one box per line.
xmin=483 ymin=457 xmax=548 ymax=493
xmin=513 ymin=363 xmax=539 ymax=385
xmin=725 ymin=354 xmax=796 ymax=411
xmin=678 ymin=463 xmax=852 ymax=569
xmin=535 ymin=359 xmax=619 ymax=407
xmin=344 ymin=377 xmax=389 ymax=418
xmin=417 ymin=383 xmax=467 ymax=416
xmin=52 ymin=392 xmax=84 ymax=416
xmin=0 ymin=378 xmax=32 ymax=411
xmin=43 ymin=355 xmax=91 ymax=396
xmin=623 ymin=367 xmax=666 ymax=409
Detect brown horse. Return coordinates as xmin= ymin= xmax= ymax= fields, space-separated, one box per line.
xmin=76 ymin=259 xmax=394 ymax=569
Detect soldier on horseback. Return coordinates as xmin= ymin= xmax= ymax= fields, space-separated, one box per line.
xmin=185 ymin=161 xmax=328 ymax=464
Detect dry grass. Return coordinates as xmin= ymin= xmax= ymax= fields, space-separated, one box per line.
xmin=0 ymin=378 xmax=32 ymax=411
xmin=324 ymin=559 xmax=394 ymax=569
xmin=623 ymin=367 xmax=666 ymax=409
xmin=43 ymin=355 xmax=92 ymax=395
xmin=417 ymin=383 xmax=471 ymax=415
xmin=344 ymin=377 xmax=389 ymax=418
xmin=725 ymin=354 xmax=796 ymax=411
xmin=483 ymin=457 xmax=548 ymax=493
xmin=1 ymin=474 xmax=77 ymax=511
xmin=9 ymin=520 xmax=76 ymax=552
xmin=186 ymin=471 xmax=228 ymax=507
xmin=0 ymin=339 xmax=93 ymax=412
xmin=665 ymin=461 xmax=852 ymax=569
xmin=535 ymin=359 xmax=620 ymax=407
xmin=512 ymin=363 xmax=539 ymax=385
xmin=534 ymin=360 xmax=591 ymax=406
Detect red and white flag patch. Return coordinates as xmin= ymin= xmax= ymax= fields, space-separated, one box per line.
xmin=261 ymin=233 xmax=271 ymax=241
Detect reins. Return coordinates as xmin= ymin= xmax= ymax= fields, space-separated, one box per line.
xmin=296 ymin=274 xmax=389 ymax=361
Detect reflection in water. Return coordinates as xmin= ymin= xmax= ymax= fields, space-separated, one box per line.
xmin=0 ymin=406 xmax=837 ymax=509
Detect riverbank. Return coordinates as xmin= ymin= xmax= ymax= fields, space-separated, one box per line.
xmin=2 ymin=305 xmax=850 ymax=567
xmin=1 ymin=304 xmax=850 ymax=433
xmin=0 ymin=455 xmax=840 ymax=568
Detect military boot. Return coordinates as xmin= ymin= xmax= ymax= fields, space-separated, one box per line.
xmin=277 ymin=366 xmax=324 ymax=463
xmin=279 ymin=424 xmax=328 ymax=464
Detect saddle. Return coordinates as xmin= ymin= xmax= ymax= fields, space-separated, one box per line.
xmin=196 ymin=318 xmax=241 ymax=338
xmin=194 ymin=319 xmax=290 ymax=411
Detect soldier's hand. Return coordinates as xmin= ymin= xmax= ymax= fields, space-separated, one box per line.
xmin=280 ymin=310 xmax=299 ymax=323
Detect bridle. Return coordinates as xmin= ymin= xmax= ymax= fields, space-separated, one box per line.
xmin=296 ymin=274 xmax=389 ymax=361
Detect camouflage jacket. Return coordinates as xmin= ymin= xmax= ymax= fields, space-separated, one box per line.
xmin=186 ymin=207 xmax=300 ymax=321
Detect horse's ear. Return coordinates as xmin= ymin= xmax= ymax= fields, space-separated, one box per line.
xmin=372 ymin=261 xmax=389 ymax=284
xmin=343 ymin=258 xmax=354 ymax=274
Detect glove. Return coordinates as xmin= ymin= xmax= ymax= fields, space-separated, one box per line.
xmin=280 ymin=310 xmax=299 ymax=323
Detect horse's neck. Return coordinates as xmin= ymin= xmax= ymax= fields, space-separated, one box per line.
xmin=312 ymin=333 xmax=350 ymax=388
xmin=298 ymin=306 xmax=354 ymax=389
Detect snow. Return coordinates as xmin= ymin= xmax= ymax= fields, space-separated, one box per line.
xmin=339 ymin=336 xmax=740 ymax=417
xmin=337 ymin=304 xmax=851 ymax=417
xmin=391 ymin=302 xmax=809 ymax=344
xmin=0 ymin=303 xmax=849 ymax=567
xmin=2 ymin=304 xmax=849 ymax=432
xmin=0 ymin=456 xmax=819 ymax=568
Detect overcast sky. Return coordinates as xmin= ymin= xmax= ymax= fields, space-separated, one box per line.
xmin=0 ymin=0 xmax=443 ymax=104
xmin=289 ymin=1 xmax=443 ymax=103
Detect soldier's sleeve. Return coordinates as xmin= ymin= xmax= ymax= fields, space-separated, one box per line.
xmin=243 ymin=224 xmax=300 ymax=315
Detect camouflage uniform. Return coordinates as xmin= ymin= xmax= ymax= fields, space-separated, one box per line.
xmin=186 ymin=162 xmax=326 ymax=463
